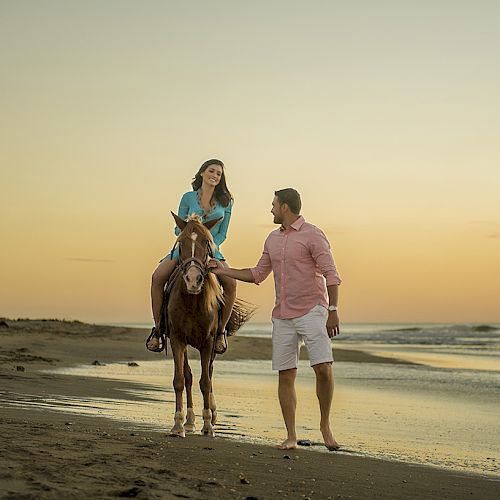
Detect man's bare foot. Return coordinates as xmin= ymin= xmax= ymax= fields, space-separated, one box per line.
xmin=321 ymin=426 xmax=340 ymax=451
xmin=277 ymin=439 xmax=297 ymax=450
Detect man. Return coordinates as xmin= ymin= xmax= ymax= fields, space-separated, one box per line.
xmin=209 ymin=188 xmax=342 ymax=450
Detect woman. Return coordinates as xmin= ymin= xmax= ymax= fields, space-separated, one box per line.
xmin=148 ymin=159 xmax=236 ymax=354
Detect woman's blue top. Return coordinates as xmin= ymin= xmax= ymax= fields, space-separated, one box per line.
xmin=168 ymin=190 xmax=232 ymax=261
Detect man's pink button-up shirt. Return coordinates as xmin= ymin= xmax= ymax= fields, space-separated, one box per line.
xmin=250 ymin=216 xmax=342 ymax=319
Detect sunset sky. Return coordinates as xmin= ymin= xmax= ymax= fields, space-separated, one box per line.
xmin=1 ymin=1 xmax=499 ymax=324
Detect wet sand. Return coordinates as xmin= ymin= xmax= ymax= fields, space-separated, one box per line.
xmin=1 ymin=319 xmax=499 ymax=499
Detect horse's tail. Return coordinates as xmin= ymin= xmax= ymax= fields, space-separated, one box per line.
xmin=226 ymin=298 xmax=257 ymax=335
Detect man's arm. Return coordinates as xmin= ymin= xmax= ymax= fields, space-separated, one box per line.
xmin=209 ymin=238 xmax=273 ymax=284
xmin=309 ymin=229 xmax=341 ymax=337
xmin=209 ymin=260 xmax=255 ymax=283
xmin=310 ymin=230 xmax=342 ymax=287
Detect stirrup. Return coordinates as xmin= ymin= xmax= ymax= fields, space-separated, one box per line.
xmin=214 ymin=330 xmax=227 ymax=355
xmin=146 ymin=327 xmax=165 ymax=353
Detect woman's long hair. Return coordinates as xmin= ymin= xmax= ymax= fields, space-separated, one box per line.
xmin=191 ymin=159 xmax=233 ymax=208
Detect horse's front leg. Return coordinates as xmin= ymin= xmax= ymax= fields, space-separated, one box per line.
xmin=183 ymin=353 xmax=196 ymax=433
xmin=200 ymin=341 xmax=215 ymax=437
xmin=170 ymin=337 xmax=186 ymax=437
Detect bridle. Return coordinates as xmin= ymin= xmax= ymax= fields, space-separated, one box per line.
xmin=176 ymin=237 xmax=214 ymax=279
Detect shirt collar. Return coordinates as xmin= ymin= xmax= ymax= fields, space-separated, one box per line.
xmin=280 ymin=215 xmax=305 ymax=232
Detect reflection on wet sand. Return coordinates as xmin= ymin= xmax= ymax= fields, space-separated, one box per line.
xmin=20 ymin=358 xmax=499 ymax=478
xmin=346 ymin=343 xmax=500 ymax=371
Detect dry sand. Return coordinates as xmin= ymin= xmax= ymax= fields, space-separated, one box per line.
xmin=1 ymin=319 xmax=498 ymax=499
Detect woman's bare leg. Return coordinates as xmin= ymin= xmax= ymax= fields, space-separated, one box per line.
xmin=214 ymin=261 xmax=236 ymax=353
xmin=151 ymin=258 xmax=176 ymax=328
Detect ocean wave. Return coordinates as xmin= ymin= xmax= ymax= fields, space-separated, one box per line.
xmin=337 ymin=323 xmax=500 ymax=347
xmin=473 ymin=325 xmax=498 ymax=332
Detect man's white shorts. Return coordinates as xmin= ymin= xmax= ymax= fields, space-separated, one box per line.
xmin=271 ymin=304 xmax=333 ymax=371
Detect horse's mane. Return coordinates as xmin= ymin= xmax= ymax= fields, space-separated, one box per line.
xmin=203 ymin=272 xmax=224 ymax=313
xmin=175 ymin=214 xmax=223 ymax=314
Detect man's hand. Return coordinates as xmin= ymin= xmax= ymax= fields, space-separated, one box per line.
xmin=326 ymin=311 xmax=340 ymax=338
xmin=208 ymin=259 xmax=224 ymax=274
xmin=208 ymin=261 xmax=256 ymax=283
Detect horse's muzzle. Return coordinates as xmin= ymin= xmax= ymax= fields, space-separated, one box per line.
xmin=181 ymin=257 xmax=208 ymax=295
xmin=183 ymin=272 xmax=204 ymax=295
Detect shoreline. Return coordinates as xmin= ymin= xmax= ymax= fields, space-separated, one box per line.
xmin=1 ymin=319 xmax=499 ymax=498
xmin=0 ymin=318 xmax=416 ymax=368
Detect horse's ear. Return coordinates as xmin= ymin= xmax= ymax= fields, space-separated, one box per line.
xmin=204 ymin=217 xmax=222 ymax=231
xmin=171 ymin=211 xmax=187 ymax=231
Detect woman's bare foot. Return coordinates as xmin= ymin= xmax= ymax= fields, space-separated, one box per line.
xmin=321 ymin=425 xmax=340 ymax=451
xmin=146 ymin=326 xmax=165 ymax=352
xmin=214 ymin=331 xmax=227 ymax=354
xmin=146 ymin=336 xmax=160 ymax=351
xmin=277 ymin=438 xmax=297 ymax=450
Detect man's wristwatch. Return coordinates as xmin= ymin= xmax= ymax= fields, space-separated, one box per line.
xmin=327 ymin=305 xmax=338 ymax=312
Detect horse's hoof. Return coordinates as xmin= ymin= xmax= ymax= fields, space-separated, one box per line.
xmin=184 ymin=408 xmax=196 ymax=433
xmin=201 ymin=425 xmax=215 ymax=437
xmin=184 ymin=423 xmax=196 ymax=433
xmin=170 ymin=414 xmax=186 ymax=437
xmin=170 ymin=428 xmax=186 ymax=438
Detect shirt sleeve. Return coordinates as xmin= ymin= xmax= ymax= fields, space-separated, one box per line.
xmin=250 ymin=238 xmax=273 ymax=285
xmin=310 ymin=229 xmax=342 ymax=286
xmin=174 ymin=192 xmax=190 ymax=236
xmin=212 ymin=200 xmax=232 ymax=247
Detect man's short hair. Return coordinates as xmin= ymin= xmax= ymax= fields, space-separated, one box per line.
xmin=274 ymin=188 xmax=301 ymax=214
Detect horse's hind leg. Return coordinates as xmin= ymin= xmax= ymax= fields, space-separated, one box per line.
xmin=209 ymin=357 xmax=217 ymax=425
xmin=183 ymin=354 xmax=196 ymax=433
xmin=170 ymin=338 xmax=186 ymax=437
xmin=200 ymin=343 xmax=215 ymax=437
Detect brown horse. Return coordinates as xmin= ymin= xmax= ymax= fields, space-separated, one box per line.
xmin=165 ymin=212 xmax=253 ymax=437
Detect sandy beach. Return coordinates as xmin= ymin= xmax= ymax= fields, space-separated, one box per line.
xmin=1 ymin=319 xmax=499 ymax=499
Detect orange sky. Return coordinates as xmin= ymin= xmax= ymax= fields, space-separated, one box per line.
xmin=1 ymin=1 xmax=499 ymax=324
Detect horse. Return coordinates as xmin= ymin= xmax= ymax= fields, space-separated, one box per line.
xmin=163 ymin=212 xmax=254 ymax=438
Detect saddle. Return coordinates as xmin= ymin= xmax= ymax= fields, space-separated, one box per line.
xmin=146 ymin=264 xmax=227 ymax=355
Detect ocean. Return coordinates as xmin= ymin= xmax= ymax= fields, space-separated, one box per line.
xmin=110 ymin=321 xmax=500 ymax=346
